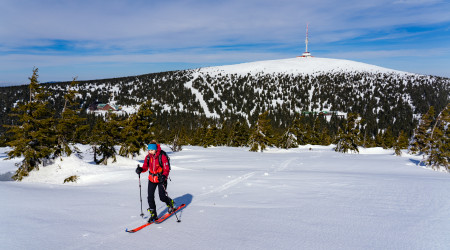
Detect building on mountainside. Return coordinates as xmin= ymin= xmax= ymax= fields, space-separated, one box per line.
xmin=88 ymin=102 xmax=122 ymax=113
xmin=301 ymin=110 xmax=346 ymax=119
xmin=97 ymin=104 xmax=120 ymax=111
xmin=298 ymin=23 xmax=313 ymax=58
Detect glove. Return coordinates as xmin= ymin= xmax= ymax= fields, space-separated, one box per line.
xmin=158 ymin=174 xmax=166 ymax=183
xmin=135 ymin=166 xmax=143 ymax=175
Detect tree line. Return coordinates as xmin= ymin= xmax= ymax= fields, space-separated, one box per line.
xmin=1 ymin=69 xmax=449 ymax=180
xmin=1 ymin=68 xmax=448 ymax=141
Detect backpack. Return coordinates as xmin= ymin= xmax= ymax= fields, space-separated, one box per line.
xmin=147 ymin=150 xmax=171 ymax=171
xmin=159 ymin=150 xmax=171 ymax=171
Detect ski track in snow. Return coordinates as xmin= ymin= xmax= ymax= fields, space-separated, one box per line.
xmin=1 ymin=146 xmax=450 ymax=249
xmin=198 ymin=156 xmax=300 ymax=197
xmin=198 ymin=171 xmax=256 ymax=196
xmin=274 ymin=157 xmax=299 ymax=172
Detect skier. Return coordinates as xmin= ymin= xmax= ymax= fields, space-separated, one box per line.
xmin=135 ymin=141 xmax=175 ymax=222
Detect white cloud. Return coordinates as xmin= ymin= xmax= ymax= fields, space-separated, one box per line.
xmin=0 ymin=0 xmax=449 ymax=83
xmin=1 ymin=0 xmax=447 ymax=48
xmin=323 ymin=47 xmax=450 ymax=59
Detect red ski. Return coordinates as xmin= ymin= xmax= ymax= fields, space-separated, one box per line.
xmin=125 ymin=221 xmax=154 ymax=233
xmin=156 ymin=203 xmax=186 ymax=223
xmin=125 ymin=204 xmax=186 ymax=233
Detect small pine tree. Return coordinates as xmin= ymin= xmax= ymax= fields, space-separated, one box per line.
xmin=91 ymin=112 xmax=122 ymax=165
xmin=290 ymin=115 xmax=310 ymax=145
xmin=203 ymin=124 xmax=218 ymax=147
xmin=118 ymin=116 xmax=141 ymax=158
xmin=278 ymin=126 xmax=298 ymax=149
xmin=334 ymin=113 xmax=360 ymax=153
xmin=6 ymin=68 xmax=58 ymax=180
xmin=375 ymin=131 xmax=384 ymax=147
xmin=55 ymin=78 xmax=88 ymax=157
xmin=410 ymin=106 xmax=435 ymax=154
xmin=230 ymin=121 xmax=250 ymax=147
xmin=310 ymin=116 xmax=326 ymax=145
xmin=382 ymin=127 xmax=395 ymax=149
xmin=190 ymin=121 xmax=208 ymax=146
xmin=394 ymin=130 xmax=409 ymax=156
xmin=426 ymin=104 xmax=449 ymax=170
xmin=216 ymin=122 xmax=229 ymax=146
xmin=319 ymin=127 xmax=332 ymax=146
xmin=0 ymin=132 xmax=7 ymax=147
xmin=119 ymin=100 xmax=155 ymax=157
xmin=249 ymin=111 xmax=276 ymax=152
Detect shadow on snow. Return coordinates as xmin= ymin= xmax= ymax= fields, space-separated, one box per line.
xmin=0 ymin=171 xmax=14 ymax=181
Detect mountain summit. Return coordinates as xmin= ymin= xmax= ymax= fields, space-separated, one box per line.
xmin=198 ymin=57 xmax=412 ymax=76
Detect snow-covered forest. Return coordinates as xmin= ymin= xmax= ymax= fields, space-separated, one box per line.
xmin=0 ymin=58 xmax=449 ymax=180
xmin=1 ymin=58 xmax=448 ymax=138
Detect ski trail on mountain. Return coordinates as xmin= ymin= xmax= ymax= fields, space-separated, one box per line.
xmin=184 ymin=72 xmax=219 ymax=118
xmin=199 ymin=172 xmax=256 ymax=196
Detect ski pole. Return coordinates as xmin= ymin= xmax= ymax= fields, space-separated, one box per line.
xmin=138 ymin=170 xmax=144 ymax=218
xmin=161 ymin=181 xmax=181 ymax=223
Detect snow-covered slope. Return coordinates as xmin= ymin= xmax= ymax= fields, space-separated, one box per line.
xmin=1 ymin=56 xmax=446 ymax=143
xmin=198 ymin=57 xmax=413 ymax=76
xmin=1 ymin=145 xmax=450 ymax=249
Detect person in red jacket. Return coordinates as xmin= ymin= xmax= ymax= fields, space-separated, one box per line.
xmin=135 ymin=141 xmax=174 ymax=222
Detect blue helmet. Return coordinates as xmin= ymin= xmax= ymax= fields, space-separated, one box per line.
xmin=147 ymin=143 xmax=157 ymax=150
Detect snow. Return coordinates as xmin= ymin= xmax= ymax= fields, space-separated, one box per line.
xmin=184 ymin=73 xmax=219 ymax=118
xmin=119 ymin=105 xmax=139 ymax=115
xmin=198 ymin=57 xmax=414 ymax=77
xmin=1 ymin=145 xmax=449 ymax=249
xmin=177 ymin=57 xmax=419 ymax=118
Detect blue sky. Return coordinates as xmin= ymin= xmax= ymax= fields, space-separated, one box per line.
xmin=0 ymin=0 xmax=449 ymax=86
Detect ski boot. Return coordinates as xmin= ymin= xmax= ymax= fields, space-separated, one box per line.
xmin=167 ymin=199 xmax=175 ymax=213
xmin=147 ymin=208 xmax=158 ymax=222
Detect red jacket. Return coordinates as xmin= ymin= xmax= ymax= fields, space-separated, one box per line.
xmin=141 ymin=144 xmax=170 ymax=183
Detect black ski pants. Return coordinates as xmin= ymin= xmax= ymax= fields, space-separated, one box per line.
xmin=147 ymin=180 xmax=171 ymax=210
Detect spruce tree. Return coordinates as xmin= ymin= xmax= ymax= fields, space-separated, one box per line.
xmin=0 ymin=132 xmax=7 ymax=147
xmin=310 ymin=115 xmax=331 ymax=145
xmin=382 ymin=127 xmax=395 ymax=149
xmin=249 ymin=111 xmax=276 ymax=152
xmin=216 ymin=121 xmax=229 ymax=146
xmin=191 ymin=121 xmax=208 ymax=146
xmin=319 ymin=127 xmax=332 ymax=146
xmin=203 ymin=124 xmax=218 ymax=147
xmin=91 ymin=112 xmax=122 ymax=165
xmin=6 ymin=68 xmax=57 ymax=180
xmin=119 ymin=100 xmax=155 ymax=157
xmin=119 ymin=116 xmax=141 ymax=158
xmin=230 ymin=121 xmax=250 ymax=147
xmin=55 ymin=78 xmax=88 ymax=157
xmin=394 ymin=130 xmax=409 ymax=156
xmin=410 ymin=106 xmax=435 ymax=154
xmin=291 ymin=115 xmax=310 ymax=145
xmin=426 ymin=104 xmax=449 ymax=170
xmin=278 ymin=127 xmax=298 ymax=149
xmin=334 ymin=113 xmax=360 ymax=153
xmin=375 ymin=132 xmax=384 ymax=147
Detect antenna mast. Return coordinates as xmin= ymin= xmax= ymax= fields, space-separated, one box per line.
xmin=305 ymin=23 xmax=309 ymax=53
xmin=301 ymin=23 xmax=312 ymax=57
